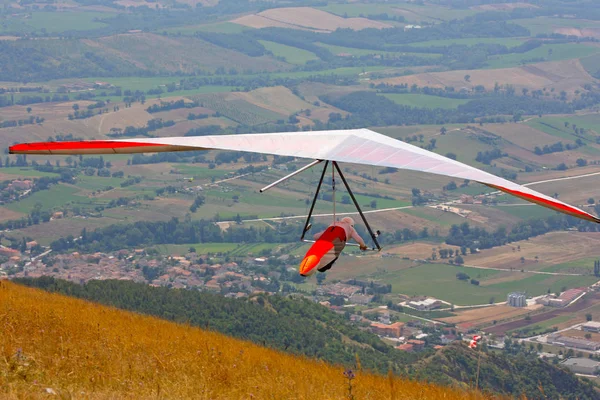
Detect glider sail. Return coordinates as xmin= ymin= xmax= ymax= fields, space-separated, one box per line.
xmin=9 ymin=128 xmax=599 ymax=223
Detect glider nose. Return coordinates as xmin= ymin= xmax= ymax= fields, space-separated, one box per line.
xmin=299 ymin=255 xmax=319 ymax=276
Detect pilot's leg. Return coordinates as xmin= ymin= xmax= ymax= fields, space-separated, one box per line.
xmin=318 ymin=237 xmax=346 ymax=272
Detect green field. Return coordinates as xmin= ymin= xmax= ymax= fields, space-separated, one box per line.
xmin=0 ymin=11 xmax=114 ymax=34
xmin=172 ymin=165 xmax=231 ymax=180
xmin=380 ymin=263 xmax=599 ymax=305
xmin=259 ymin=41 xmax=319 ymax=65
xmin=319 ymin=3 xmax=477 ymax=22
xmin=508 ymin=315 xmax=573 ymax=336
xmin=514 ymin=17 xmax=600 ymax=36
xmin=434 ymin=130 xmax=493 ymax=165
xmin=382 ymin=93 xmax=470 ymax=109
xmin=542 ymin=258 xmax=596 ymax=273
xmin=486 ymin=44 xmax=600 ymax=69
xmin=581 ymin=53 xmax=600 ymax=78
xmin=492 ymin=204 xmax=557 ymax=220
xmin=401 ymin=207 xmax=467 ymax=226
xmin=318 ymin=43 xmax=442 ymax=59
xmin=526 ymin=116 xmax=600 ymax=157
xmin=162 ymin=22 xmax=248 ymax=35
xmin=189 ymin=93 xmax=284 ymax=125
xmin=0 ymin=167 xmax=59 ymax=178
xmin=409 ymin=38 xmax=524 ymax=48
xmin=5 ymin=185 xmax=82 ymax=213
xmin=151 ymin=242 xmax=276 ymax=255
xmin=74 ymin=176 xmax=126 ymax=191
xmin=318 ymin=4 xmax=406 ymax=18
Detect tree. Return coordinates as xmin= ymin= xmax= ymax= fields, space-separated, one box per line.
xmin=72 ymin=103 xmax=79 ymax=111
xmin=588 ymin=198 xmax=595 ymax=205
xmin=576 ymin=158 xmax=587 ymax=167
xmin=440 ymin=126 xmax=447 ymax=135
xmin=586 ymin=313 xmax=592 ymax=322
xmin=370 ymin=200 xmax=377 ymax=208
xmin=26 ymin=107 xmax=32 ymax=113
xmin=316 ymin=273 xmax=326 ymax=285
xmin=464 ymin=74 xmax=470 ymax=82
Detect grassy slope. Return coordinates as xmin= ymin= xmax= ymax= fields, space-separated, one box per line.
xmin=0 ymin=280 xmax=490 ymax=400
xmin=485 ymin=43 xmax=600 ymax=69
xmin=259 ymin=40 xmax=319 ymax=65
xmin=382 ymin=93 xmax=470 ymax=109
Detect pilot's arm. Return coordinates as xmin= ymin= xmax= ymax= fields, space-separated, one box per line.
xmin=351 ymin=228 xmax=368 ymax=251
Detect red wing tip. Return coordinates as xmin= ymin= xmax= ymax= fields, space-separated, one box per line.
xmin=9 ymin=140 xmax=166 ymax=154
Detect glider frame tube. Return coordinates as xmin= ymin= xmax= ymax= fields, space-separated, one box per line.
xmin=259 ymin=159 xmax=323 ymax=193
xmin=297 ymin=160 xmax=382 ymax=251
xmin=333 ymin=161 xmax=382 ymax=252
xmin=301 ymin=160 xmax=330 ymax=242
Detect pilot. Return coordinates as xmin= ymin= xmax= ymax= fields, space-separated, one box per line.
xmin=301 ymin=217 xmax=367 ymax=275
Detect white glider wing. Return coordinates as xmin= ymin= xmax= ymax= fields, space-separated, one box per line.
xmin=10 ymin=128 xmax=599 ymax=223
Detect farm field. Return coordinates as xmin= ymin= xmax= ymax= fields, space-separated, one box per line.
xmin=188 ymin=93 xmax=285 ymax=125
xmin=231 ymin=7 xmax=392 ymax=32
xmin=259 ymin=41 xmax=319 ymax=65
xmin=408 ymin=38 xmax=524 ymax=47
xmin=317 ymin=43 xmax=442 ymax=59
xmin=508 ymin=315 xmax=573 ymax=336
xmin=514 ymin=17 xmax=600 ymax=36
xmin=4 ymin=185 xmax=83 ymax=214
xmin=378 ymin=261 xmax=598 ymax=306
xmin=466 ymin=232 xmax=600 ymax=271
xmin=162 ymin=22 xmax=248 ymax=35
xmin=485 ymin=43 xmax=600 ymax=69
xmin=152 ymin=242 xmax=276 ymax=255
xmin=373 ymin=59 xmax=596 ymax=94
xmin=439 ymin=305 xmax=534 ymax=327
xmin=381 ymin=93 xmax=470 ymax=109
xmin=0 ymin=11 xmax=114 ymax=34
xmin=527 ymin=115 xmax=600 ymax=142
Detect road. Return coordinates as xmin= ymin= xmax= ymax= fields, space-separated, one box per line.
xmin=215 ymin=169 xmax=600 ymax=225
xmin=461 ymin=262 xmax=587 ymax=277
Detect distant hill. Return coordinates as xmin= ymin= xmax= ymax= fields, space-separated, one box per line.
xmin=0 ymin=279 xmax=490 ymax=399
xmin=0 ymin=33 xmax=289 ymax=81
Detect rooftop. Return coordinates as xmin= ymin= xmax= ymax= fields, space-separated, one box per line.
xmin=562 ymin=358 xmax=600 ymax=368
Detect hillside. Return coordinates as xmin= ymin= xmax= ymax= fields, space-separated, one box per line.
xmin=415 ymin=343 xmax=599 ymax=399
xmin=0 ymin=279 xmax=490 ymax=399
xmin=14 ymin=277 xmax=416 ymax=373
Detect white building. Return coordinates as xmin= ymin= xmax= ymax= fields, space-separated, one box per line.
xmin=583 ymin=321 xmax=600 ymax=333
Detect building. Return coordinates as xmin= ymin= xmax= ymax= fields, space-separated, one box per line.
xmin=396 ymin=343 xmax=414 ymax=352
xmin=547 ymin=334 xmax=600 ymax=351
xmin=583 ymin=321 xmax=600 ymax=333
xmin=507 ymin=292 xmax=526 ymax=307
xmin=539 ymin=288 xmax=586 ymax=308
xmin=562 ymin=358 xmax=600 ymax=375
xmin=407 ymin=339 xmax=425 ymax=351
xmin=408 ymin=298 xmax=442 ymax=311
xmin=370 ymin=322 xmax=404 ymax=338
xmin=349 ymin=294 xmax=374 ymax=305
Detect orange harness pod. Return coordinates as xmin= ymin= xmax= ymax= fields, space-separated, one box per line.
xmin=299 ymin=226 xmax=346 ymax=276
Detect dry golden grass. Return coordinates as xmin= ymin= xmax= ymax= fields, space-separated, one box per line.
xmin=0 ymin=280 xmax=499 ymax=399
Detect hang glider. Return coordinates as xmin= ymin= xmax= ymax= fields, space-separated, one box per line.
xmin=10 ymin=128 xmax=600 ymax=224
